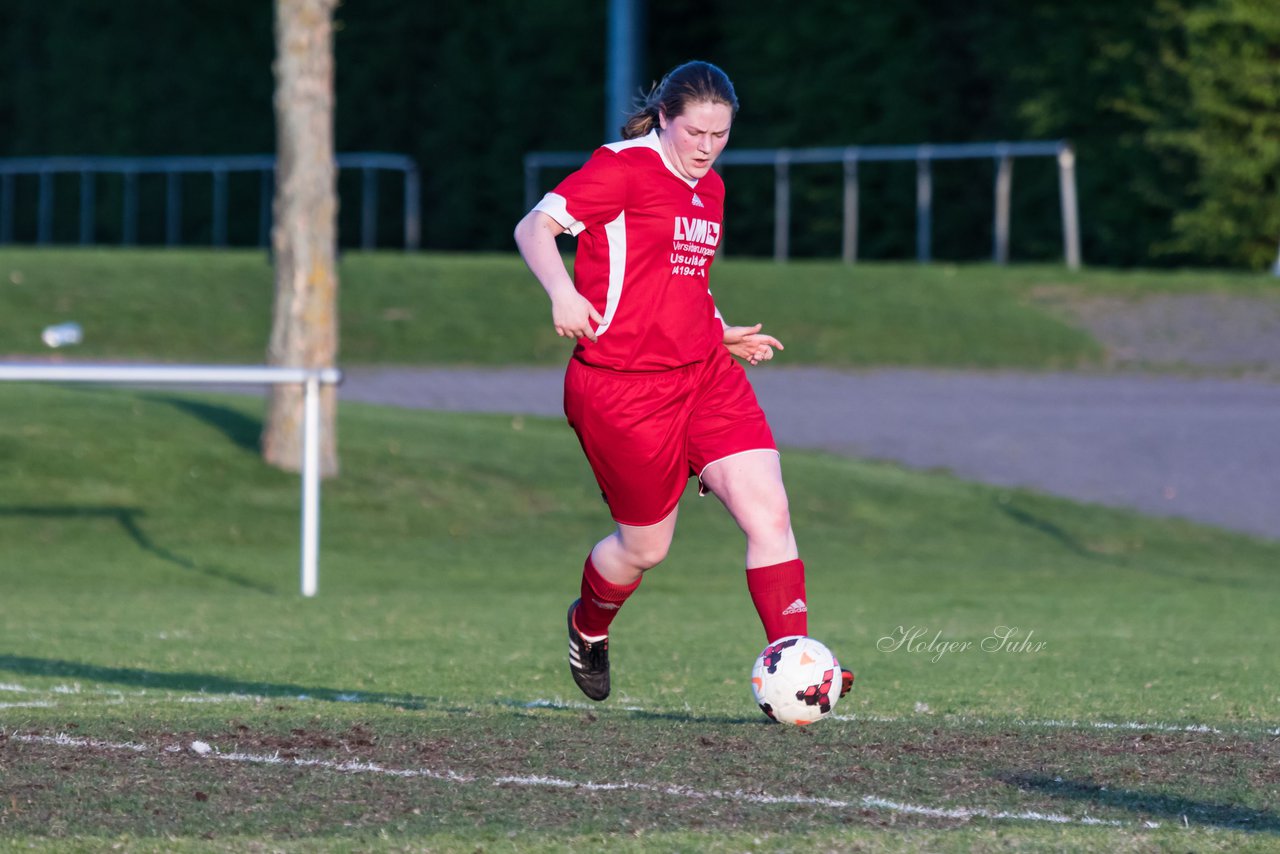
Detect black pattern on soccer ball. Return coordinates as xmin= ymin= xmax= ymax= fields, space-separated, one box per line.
xmin=761 ymin=637 xmax=800 ymax=674
xmin=796 ymin=668 xmax=836 ymax=714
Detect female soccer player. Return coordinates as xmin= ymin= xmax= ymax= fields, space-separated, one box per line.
xmin=514 ymin=60 xmax=851 ymax=702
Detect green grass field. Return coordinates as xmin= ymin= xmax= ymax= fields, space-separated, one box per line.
xmin=1 ymin=246 xmax=1274 ymax=369
xmin=1 ymin=249 xmax=1278 ymax=851
xmin=1 ymin=381 xmax=1277 ymax=852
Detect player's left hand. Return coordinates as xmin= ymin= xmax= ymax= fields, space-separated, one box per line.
xmin=723 ymin=323 xmax=784 ymax=366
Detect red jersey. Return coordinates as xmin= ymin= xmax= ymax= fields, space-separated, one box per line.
xmin=534 ymin=130 xmax=725 ymax=372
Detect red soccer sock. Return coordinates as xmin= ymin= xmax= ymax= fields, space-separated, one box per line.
xmin=746 ymin=558 xmax=808 ymax=641
xmin=575 ymin=554 xmax=642 ymax=639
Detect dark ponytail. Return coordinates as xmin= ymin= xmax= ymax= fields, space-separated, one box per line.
xmin=620 ymin=60 xmax=739 ymax=140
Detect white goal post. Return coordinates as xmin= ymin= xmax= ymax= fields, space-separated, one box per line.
xmin=0 ymin=363 xmax=343 ymax=597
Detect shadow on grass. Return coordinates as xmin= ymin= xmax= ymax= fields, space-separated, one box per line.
xmin=142 ymin=394 xmax=263 ymax=454
xmin=59 ymin=386 xmax=264 ymax=456
xmin=0 ymin=505 xmax=275 ymax=594
xmin=996 ymin=501 xmax=1116 ymax=562
xmin=0 ymin=655 xmax=756 ymax=720
xmin=1002 ymin=773 xmax=1280 ymax=834
xmin=0 ymin=654 xmax=437 ymax=711
xmin=997 ymin=498 xmax=1257 ymax=587
xmin=495 ymin=698 xmax=764 ymax=725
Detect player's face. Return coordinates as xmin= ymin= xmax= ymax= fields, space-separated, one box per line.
xmin=658 ymin=101 xmax=733 ymax=182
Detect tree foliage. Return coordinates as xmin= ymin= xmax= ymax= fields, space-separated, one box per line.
xmin=0 ymin=1 xmax=1276 ymax=268
xmin=1149 ymin=0 xmax=1280 ymax=268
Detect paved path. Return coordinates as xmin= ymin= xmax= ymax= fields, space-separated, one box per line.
xmin=340 ymin=366 xmax=1280 ymax=542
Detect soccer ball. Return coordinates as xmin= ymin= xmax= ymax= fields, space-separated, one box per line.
xmin=751 ymin=635 xmax=842 ymax=725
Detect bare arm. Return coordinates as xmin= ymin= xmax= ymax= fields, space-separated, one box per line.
xmin=513 ymin=210 xmax=603 ymax=342
xmin=713 ymin=300 xmax=784 ymax=366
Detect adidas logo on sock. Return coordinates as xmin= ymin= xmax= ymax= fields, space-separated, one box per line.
xmin=782 ymin=598 xmax=808 ymax=615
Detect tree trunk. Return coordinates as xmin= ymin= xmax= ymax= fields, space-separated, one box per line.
xmin=262 ymin=0 xmax=339 ymax=476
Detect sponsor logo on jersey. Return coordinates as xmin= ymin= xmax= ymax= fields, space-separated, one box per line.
xmin=672 ymin=216 xmax=721 ymax=247
xmin=691 ymin=193 xmax=705 ymax=208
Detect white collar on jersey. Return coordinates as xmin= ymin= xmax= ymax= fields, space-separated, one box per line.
xmin=604 ymin=129 xmax=699 ymax=189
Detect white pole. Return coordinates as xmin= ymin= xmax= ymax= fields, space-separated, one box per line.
xmin=300 ymin=375 xmax=322 ymax=597
xmin=0 ymin=362 xmax=341 ymax=596
xmin=0 ymin=363 xmax=340 ymax=385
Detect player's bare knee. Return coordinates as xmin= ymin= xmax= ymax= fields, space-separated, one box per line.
xmin=624 ymin=540 xmax=671 ymax=570
xmin=742 ymin=501 xmax=792 ymax=549
xmin=754 ymin=495 xmax=792 ymax=534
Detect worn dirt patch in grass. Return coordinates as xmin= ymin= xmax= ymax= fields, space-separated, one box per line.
xmin=2 ymin=718 xmax=1276 ymax=839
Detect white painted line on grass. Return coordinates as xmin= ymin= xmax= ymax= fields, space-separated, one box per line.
xmin=523 ymin=698 xmax=1236 ymax=737
xmin=493 ymin=773 xmax=856 ymax=809
xmin=860 ymin=795 xmax=1143 ymax=827
xmin=7 ymin=731 xmax=1157 ymax=830
xmin=1 ymin=684 xmax=1260 ymax=739
xmin=176 ymin=693 xmax=270 ymax=704
xmin=11 ymin=733 xmax=148 ymax=752
xmin=1029 ymin=719 xmax=1221 ymax=735
xmin=521 ymin=697 xmax=650 ymax=713
xmin=213 ymin=750 xmax=475 ymax=783
xmin=830 ymin=712 xmax=1226 ymax=735
xmin=0 ymin=701 xmax=55 ymax=710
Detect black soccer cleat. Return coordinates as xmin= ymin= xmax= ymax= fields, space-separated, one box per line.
xmin=567 ymin=599 xmax=610 ymax=701
xmin=840 ymin=668 xmax=855 ymax=699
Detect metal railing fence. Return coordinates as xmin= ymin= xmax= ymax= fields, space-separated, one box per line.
xmin=0 ymin=153 xmax=420 ymax=251
xmin=525 ymin=140 xmax=1081 ymax=269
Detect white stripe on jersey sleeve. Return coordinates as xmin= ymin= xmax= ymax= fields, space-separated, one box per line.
xmin=532 ymin=192 xmax=587 ymax=237
xmin=711 ymin=292 xmax=725 ymax=325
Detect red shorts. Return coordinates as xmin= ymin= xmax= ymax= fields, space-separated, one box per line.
xmin=564 ymin=345 xmax=777 ymax=527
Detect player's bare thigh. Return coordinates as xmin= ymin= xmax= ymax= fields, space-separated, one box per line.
xmin=698 ymin=449 xmax=798 ymax=566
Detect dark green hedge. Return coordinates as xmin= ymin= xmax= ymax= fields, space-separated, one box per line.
xmin=0 ymin=1 xmax=1275 ymax=267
